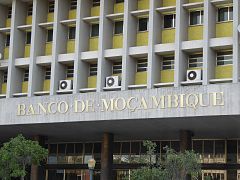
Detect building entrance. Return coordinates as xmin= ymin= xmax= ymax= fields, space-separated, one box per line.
xmin=46 ymin=169 xmax=101 ymax=180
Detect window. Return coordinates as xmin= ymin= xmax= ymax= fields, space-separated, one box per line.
xmin=113 ymin=62 xmax=122 ymax=74
xmin=7 ymin=7 xmax=12 ymax=19
xmin=164 ymin=14 xmax=176 ymax=28
xmin=162 ymin=56 xmax=174 ymax=70
xmin=27 ymin=4 xmax=33 ymax=16
xmin=138 ymin=18 xmax=148 ymax=32
xmin=188 ymin=54 xmax=203 ymax=68
xmin=93 ymin=0 xmax=100 ymax=7
xmin=218 ymin=7 xmax=233 ymax=22
xmin=137 ymin=59 xmax=147 ymax=72
xmin=89 ymin=63 xmax=97 ymax=76
xmin=91 ymin=24 xmax=99 ymax=37
xmin=47 ymin=29 xmax=53 ymax=42
xmin=23 ymin=70 xmax=29 ymax=82
xmin=66 ymin=66 xmax=74 ymax=78
xmin=70 ymin=0 xmax=77 ymax=10
xmin=114 ymin=21 xmax=123 ymax=35
xmin=3 ymin=71 xmax=7 ymax=83
xmin=48 ymin=1 xmax=55 ymax=13
xmin=45 ymin=68 xmax=51 ymax=80
xmin=5 ymin=34 xmax=10 ymax=47
xmin=68 ymin=27 xmax=76 ymax=40
xmin=116 ymin=0 xmax=124 ymax=3
xmin=216 ymin=51 xmax=233 ymax=66
xmin=26 ymin=32 xmax=31 ymax=45
xmin=190 ymin=11 xmax=204 ymax=25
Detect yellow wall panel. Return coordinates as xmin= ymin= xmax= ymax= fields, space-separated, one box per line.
xmin=113 ymin=35 xmax=123 ymax=49
xmin=88 ymin=76 xmax=97 ymax=88
xmin=136 ymin=32 xmax=148 ymax=46
xmin=91 ymin=6 xmax=100 ymax=17
xmin=45 ymin=43 xmax=53 ymax=56
xmin=26 ymin=16 xmax=32 ymax=25
xmin=5 ymin=18 xmax=11 ymax=27
xmin=22 ymin=81 xmax=28 ymax=93
xmin=216 ymin=22 xmax=233 ymax=38
xmin=89 ymin=37 xmax=99 ymax=51
xmin=188 ymin=25 xmax=203 ymax=40
xmin=188 ymin=0 xmax=203 ymax=3
xmin=162 ymin=0 xmax=176 ymax=7
xmin=137 ymin=0 xmax=149 ymax=10
xmin=215 ymin=65 xmax=233 ymax=79
xmin=160 ymin=70 xmax=174 ymax=83
xmin=47 ymin=12 xmax=54 ymax=22
xmin=43 ymin=80 xmax=51 ymax=91
xmin=162 ymin=29 xmax=175 ymax=44
xmin=135 ymin=71 xmax=147 ymax=85
xmin=114 ymin=2 xmax=124 ymax=14
xmin=4 ymin=47 xmax=9 ymax=60
xmin=69 ymin=9 xmax=77 ymax=19
xmin=1 ymin=83 xmax=7 ymax=94
xmin=24 ymin=45 xmax=31 ymax=57
xmin=67 ymin=40 xmax=75 ymax=53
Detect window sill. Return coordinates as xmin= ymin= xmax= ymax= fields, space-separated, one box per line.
xmin=128 ymin=84 xmax=147 ymax=89
xmin=79 ymin=88 xmax=96 ymax=93
xmin=34 ymin=91 xmax=50 ymax=96
xmin=154 ymin=82 xmax=174 ymax=88
xmin=103 ymin=86 xmax=121 ymax=91
xmin=13 ymin=93 xmax=28 ymax=98
xmin=209 ymin=78 xmax=232 ymax=84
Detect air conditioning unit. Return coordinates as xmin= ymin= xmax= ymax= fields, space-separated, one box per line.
xmin=59 ymin=80 xmax=73 ymax=91
xmin=106 ymin=76 xmax=121 ymax=88
xmin=187 ymin=69 xmax=202 ymax=82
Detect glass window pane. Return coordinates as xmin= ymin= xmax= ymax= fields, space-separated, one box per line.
xmin=190 ymin=11 xmax=201 ymax=25
xmin=91 ymin=24 xmax=99 ymax=37
xmin=164 ymin=14 xmax=174 ymax=28
xmin=138 ymin=18 xmax=148 ymax=32
xmin=218 ymin=7 xmax=228 ymax=22
xmin=114 ymin=21 xmax=123 ymax=34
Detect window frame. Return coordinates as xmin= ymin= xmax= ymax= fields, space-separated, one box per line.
xmin=23 ymin=70 xmax=29 ymax=82
xmin=138 ymin=18 xmax=149 ymax=32
xmin=3 ymin=71 xmax=7 ymax=83
xmin=48 ymin=1 xmax=55 ymax=13
xmin=70 ymin=0 xmax=77 ymax=10
xmin=162 ymin=56 xmax=175 ymax=70
xmin=89 ymin=63 xmax=98 ymax=76
xmin=189 ymin=10 xmax=204 ymax=26
xmin=136 ymin=59 xmax=148 ymax=72
xmin=68 ymin=26 xmax=76 ymax=40
xmin=90 ymin=24 xmax=99 ymax=38
xmin=7 ymin=7 xmax=12 ymax=19
xmin=66 ymin=66 xmax=74 ymax=78
xmin=217 ymin=6 xmax=233 ymax=22
xmin=92 ymin=0 xmax=100 ymax=7
xmin=27 ymin=4 xmax=33 ymax=16
xmin=114 ymin=21 xmax=123 ymax=35
xmin=45 ymin=68 xmax=51 ymax=80
xmin=112 ymin=61 xmax=122 ymax=74
xmin=46 ymin=29 xmax=53 ymax=43
xmin=163 ymin=14 xmax=176 ymax=29
xmin=216 ymin=51 xmax=233 ymax=66
xmin=188 ymin=54 xmax=203 ymax=69
xmin=116 ymin=0 xmax=124 ymax=3
xmin=5 ymin=34 xmax=10 ymax=47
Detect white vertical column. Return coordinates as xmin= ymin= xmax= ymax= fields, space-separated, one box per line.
xmin=174 ymin=0 xmax=188 ymax=87
xmin=121 ymin=0 xmax=137 ymax=90
xmin=50 ymin=0 xmax=69 ymax=95
xmin=147 ymin=0 xmax=161 ymax=88
xmin=7 ymin=0 xmax=27 ymax=97
xmin=96 ymin=0 xmax=114 ymax=92
xmin=232 ymin=0 xmax=240 ymax=83
xmin=203 ymin=0 xmax=215 ymax=85
xmin=74 ymin=1 xmax=91 ymax=93
xmin=28 ymin=0 xmax=46 ymax=96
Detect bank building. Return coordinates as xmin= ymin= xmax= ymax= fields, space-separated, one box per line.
xmin=1 ymin=0 xmax=240 ymax=179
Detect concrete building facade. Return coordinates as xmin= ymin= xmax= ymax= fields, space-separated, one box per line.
xmin=0 ymin=0 xmax=240 ymax=179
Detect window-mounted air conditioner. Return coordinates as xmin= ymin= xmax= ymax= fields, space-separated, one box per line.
xmin=186 ymin=69 xmax=202 ymax=82
xmin=105 ymin=76 xmax=121 ymax=88
xmin=59 ymin=80 xmax=73 ymax=91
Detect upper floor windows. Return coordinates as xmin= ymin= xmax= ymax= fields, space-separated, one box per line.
xmin=114 ymin=21 xmax=123 ymax=35
xmin=162 ymin=56 xmax=174 ymax=70
xmin=89 ymin=64 xmax=98 ymax=76
xmin=113 ymin=62 xmax=122 ymax=74
xmin=188 ymin=54 xmax=203 ymax=68
xmin=93 ymin=0 xmax=100 ymax=7
xmin=164 ymin=14 xmax=176 ymax=29
xmin=190 ymin=11 xmax=204 ymax=26
xmin=3 ymin=71 xmax=8 ymax=83
xmin=7 ymin=7 xmax=12 ymax=19
xmin=218 ymin=7 xmax=233 ymax=22
xmin=68 ymin=27 xmax=76 ymax=40
xmin=5 ymin=34 xmax=10 ymax=47
xmin=48 ymin=1 xmax=55 ymax=13
xmin=70 ymin=0 xmax=77 ymax=10
xmin=47 ymin=29 xmax=53 ymax=42
xmin=137 ymin=59 xmax=147 ymax=72
xmin=116 ymin=0 xmax=124 ymax=3
xmin=66 ymin=66 xmax=74 ymax=78
xmin=216 ymin=51 xmax=232 ymax=66
xmin=23 ymin=70 xmax=29 ymax=82
xmin=26 ymin=32 xmax=32 ymax=45
xmin=27 ymin=4 xmax=33 ymax=16
xmin=91 ymin=24 xmax=99 ymax=38
xmin=45 ymin=68 xmax=51 ymax=80
xmin=138 ymin=18 xmax=148 ymax=32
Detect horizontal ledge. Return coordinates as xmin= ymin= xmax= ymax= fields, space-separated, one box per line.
xmin=0 ymin=27 xmax=11 ymax=33
xmin=103 ymin=86 xmax=121 ymax=91
xmin=156 ymin=6 xmax=176 ymax=13
xmin=106 ymin=13 xmax=124 ymax=21
xmin=209 ymin=78 xmax=232 ymax=84
xmin=56 ymin=90 xmax=73 ymax=94
xmin=181 ymin=80 xmax=203 ymax=86
xmin=128 ymin=85 xmax=147 ymax=89
xmin=0 ymin=94 xmax=6 ymax=98
xmin=154 ymin=82 xmax=174 ymax=88
xmin=82 ymin=16 xmax=99 ymax=24
xmin=13 ymin=93 xmax=28 ymax=97
xmin=34 ymin=91 xmax=50 ymax=96
xmin=79 ymin=88 xmax=96 ymax=93
xmin=182 ymin=2 xmax=204 ymax=10
xmin=39 ymin=22 xmax=54 ymax=28
xmin=17 ymin=24 xmax=32 ymax=31
xmin=131 ymin=9 xmax=149 ymax=17
xmin=60 ymin=19 xmax=76 ymax=26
